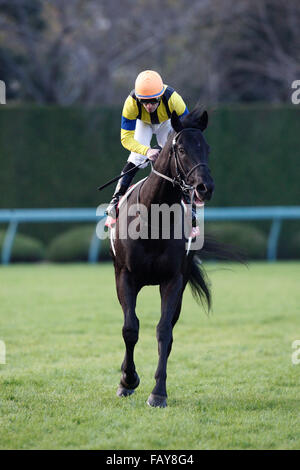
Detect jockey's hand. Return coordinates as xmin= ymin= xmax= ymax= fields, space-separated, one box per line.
xmin=146 ymin=148 xmax=160 ymax=161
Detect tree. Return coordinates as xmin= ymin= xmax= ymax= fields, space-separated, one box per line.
xmin=0 ymin=0 xmax=299 ymax=105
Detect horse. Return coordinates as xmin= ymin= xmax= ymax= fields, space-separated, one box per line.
xmin=111 ymin=106 xmax=215 ymax=407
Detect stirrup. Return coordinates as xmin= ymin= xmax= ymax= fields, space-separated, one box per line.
xmin=105 ymin=197 xmax=119 ymax=218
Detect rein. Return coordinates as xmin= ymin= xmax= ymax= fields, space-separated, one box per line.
xmin=151 ymin=128 xmax=208 ymax=195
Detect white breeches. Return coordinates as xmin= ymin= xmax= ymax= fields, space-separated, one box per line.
xmin=127 ymin=119 xmax=173 ymax=168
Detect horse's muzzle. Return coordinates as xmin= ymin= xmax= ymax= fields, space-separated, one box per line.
xmin=196 ymin=181 xmax=214 ymax=202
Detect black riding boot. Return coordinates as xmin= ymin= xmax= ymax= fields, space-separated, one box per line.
xmin=105 ymin=162 xmax=139 ymax=217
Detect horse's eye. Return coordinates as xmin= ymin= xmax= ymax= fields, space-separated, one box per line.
xmin=178 ymin=147 xmax=185 ymax=155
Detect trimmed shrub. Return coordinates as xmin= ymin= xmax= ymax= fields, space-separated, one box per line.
xmin=289 ymin=231 xmax=300 ymax=259
xmin=46 ymin=222 xmax=268 ymax=262
xmin=277 ymin=221 xmax=300 ymax=259
xmin=0 ymin=230 xmax=45 ymax=262
xmin=205 ymin=222 xmax=268 ymax=259
xmin=46 ymin=225 xmax=112 ymax=262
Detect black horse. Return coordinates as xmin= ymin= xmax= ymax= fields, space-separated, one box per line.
xmin=111 ymin=106 xmax=214 ymax=407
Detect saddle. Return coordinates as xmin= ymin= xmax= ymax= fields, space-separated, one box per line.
xmin=104 ymin=178 xmax=147 ymax=229
xmin=105 ymin=182 xmax=203 ymax=240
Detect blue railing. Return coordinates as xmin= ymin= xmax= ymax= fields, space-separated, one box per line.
xmin=0 ymin=208 xmax=106 ymax=265
xmin=1 ymin=206 xmax=300 ymax=264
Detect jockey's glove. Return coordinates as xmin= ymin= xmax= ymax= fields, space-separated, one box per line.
xmin=146 ymin=148 xmax=160 ymax=161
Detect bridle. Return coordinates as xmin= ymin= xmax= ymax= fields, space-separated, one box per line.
xmin=151 ymin=128 xmax=208 ymax=195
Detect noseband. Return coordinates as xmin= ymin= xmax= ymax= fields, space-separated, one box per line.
xmin=151 ymin=128 xmax=208 ymax=194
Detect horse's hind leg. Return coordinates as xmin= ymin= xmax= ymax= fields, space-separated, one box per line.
xmin=116 ymin=268 xmax=140 ymax=397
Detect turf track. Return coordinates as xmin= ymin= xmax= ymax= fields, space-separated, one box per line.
xmin=0 ymin=262 xmax=299 ymax=449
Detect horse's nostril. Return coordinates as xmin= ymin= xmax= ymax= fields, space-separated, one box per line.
xmin=197 ymin=183 xmax=207 ymax=193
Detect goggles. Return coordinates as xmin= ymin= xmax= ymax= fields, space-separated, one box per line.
xmin=138 ymin=97 xmax=161 ymax=104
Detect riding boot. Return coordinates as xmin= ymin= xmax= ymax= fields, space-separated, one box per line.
xmin=105 ymin=162 xmax=139 ymax=218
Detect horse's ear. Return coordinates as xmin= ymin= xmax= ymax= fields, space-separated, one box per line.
xmin=171 ymin=111 xmax=184 ymax=133
xmin=198 ymin=110 xmax=208 ymax=131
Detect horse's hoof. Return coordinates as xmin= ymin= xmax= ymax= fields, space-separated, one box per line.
xmin=117 ymin=374 xmax=140 ymax=397
xmin=147 ymin=393 xmax=167 ymax=408
xmin=116 ymin=385 xmax=135 ymax=397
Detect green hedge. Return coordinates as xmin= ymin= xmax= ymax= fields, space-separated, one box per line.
xmin=0 ymin=104 xmax=298 ymax=211
xmin=0 ymin=106 xmax=128 ymax=213
xmin=288 ymin=230 xmax=300 ymax=259
xmin=205 ymin=222 xmax=267 ymax=260
xmin=0 ymin=230 xmax=45 ymax=262
xmin=0 ymin=104 xmax=299 ymax=252
xmin=0 ymin=220 xmax=292 ymax=263
xmin=45 ymin=222 xmax=267 ymax=262
xmin=46 ymin=225 xmax=111 ymax=262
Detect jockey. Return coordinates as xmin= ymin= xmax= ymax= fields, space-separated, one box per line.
xmin=105 ymin=70 xmax=189 ymax=217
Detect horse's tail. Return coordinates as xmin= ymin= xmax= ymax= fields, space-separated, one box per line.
xmin=188 ymin=255 xmax=211 ymax=311
xmin=188 ymin=235 xmax=245 ymax=312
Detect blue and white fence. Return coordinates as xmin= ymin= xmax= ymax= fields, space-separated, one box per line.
xmin=0 ymin=206 xmax=300 ymax=264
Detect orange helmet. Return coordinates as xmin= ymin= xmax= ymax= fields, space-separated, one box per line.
xmin=135 ymin=70 xmax=164 ymax=99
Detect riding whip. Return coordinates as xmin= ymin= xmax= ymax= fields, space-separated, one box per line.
xmin=97 ymin=159 xmax=149 ymax=191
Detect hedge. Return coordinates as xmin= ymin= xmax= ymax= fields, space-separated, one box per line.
xmin=289 ymin=230 xmax=300 ymax=259
xmin=0 ymin=104 xmax=299 ymax=251
xmin=45 ymin=221 xmax=268 ymax=262
xmin=0 ymin=105 xmax=298 ymax=211
xmin=0 ymin=230 xmax=45 ymax=262
xmin=46 ymin=225 xmax=111 ymax=262
xmin=205 ymin=222 xmax=267 ymax=260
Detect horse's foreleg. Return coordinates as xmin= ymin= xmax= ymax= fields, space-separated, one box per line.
xmin=147 ymin=275 xmax=183 ymax=408
xmin=116 ymin=268 xmax=140 ymax=397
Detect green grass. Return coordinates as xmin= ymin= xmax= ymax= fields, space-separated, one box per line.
xmin=0 ymin=262 xmax=299 ymax=450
